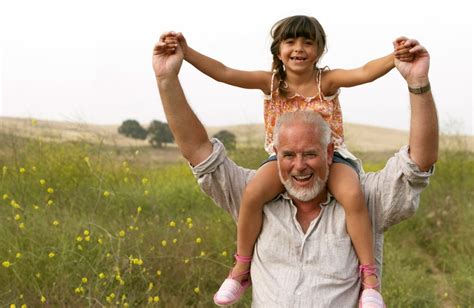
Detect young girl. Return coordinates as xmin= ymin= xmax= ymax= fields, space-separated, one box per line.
xmin=164 ymin=15 xmax=409 ymax=307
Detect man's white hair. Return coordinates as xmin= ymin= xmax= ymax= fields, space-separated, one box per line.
xmin=273 ymin=111 xmax=331 ymax=149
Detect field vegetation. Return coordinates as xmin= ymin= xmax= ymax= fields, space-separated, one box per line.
xmin=0 ymin=119 xmax=473 ymax=307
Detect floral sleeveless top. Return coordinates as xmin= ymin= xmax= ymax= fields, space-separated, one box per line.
xmin=263 ymin=68 xmax=345 ymax=155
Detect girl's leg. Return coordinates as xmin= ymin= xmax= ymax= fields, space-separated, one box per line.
xmin=328 ymin=163 xmax=378 ymax=288
xmin=232 ymin=160 xmax=284 ymax=280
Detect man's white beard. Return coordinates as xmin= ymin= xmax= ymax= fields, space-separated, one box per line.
xmin=279 ymin=166 xmax=329 ymax=202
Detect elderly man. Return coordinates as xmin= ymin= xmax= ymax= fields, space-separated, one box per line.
xmin=152 ymin=36 xmax=438 ymax=307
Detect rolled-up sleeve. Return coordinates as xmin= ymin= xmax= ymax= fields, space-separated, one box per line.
xmin=363 ymin=146 xmax=434 ymax=232
xmin=191 ymin=138 xmax=255 ymax=222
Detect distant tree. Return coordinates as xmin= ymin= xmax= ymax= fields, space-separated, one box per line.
xmin=148 ymin=120 xmax=174 ymax=148
xmin=213 ymin=130 xmax=236 ymax=151
xmin=118 ymin=119 xmax=147 ymax=140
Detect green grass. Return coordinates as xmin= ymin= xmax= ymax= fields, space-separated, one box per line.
xmin=0 ymin=133 xmax=472 ymax=307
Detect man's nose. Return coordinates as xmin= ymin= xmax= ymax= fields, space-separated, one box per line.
xmin=294 ymin=155 xmax=307 ymax=171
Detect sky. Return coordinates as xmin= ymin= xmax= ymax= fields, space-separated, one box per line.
xmin=0 ymin=0 xmax=473 ymax=135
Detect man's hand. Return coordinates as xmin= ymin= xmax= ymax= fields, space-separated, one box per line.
xmin=393 ymin=37 xmax=430 ymax=87
xmin=152 ymin=31 xmax=184 ymax=80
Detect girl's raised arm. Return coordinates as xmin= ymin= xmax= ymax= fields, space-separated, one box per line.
xmin=176 ymin=32 xmax=272 ymax=94
xmin=322 ymin=53 xmax=395 ymax=95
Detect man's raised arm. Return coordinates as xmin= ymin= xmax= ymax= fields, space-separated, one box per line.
xmin=394 ymin=37 xmax=439 ymax=171
xmin=152 ymin=32 xmax=213 ymax=166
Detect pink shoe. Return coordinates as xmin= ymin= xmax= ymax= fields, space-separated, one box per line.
xmin=358 ymin=264 xmax=386 ymax=308
xmin=360 ymin=289 xmax=385 ymax=308
xmin=213 ymin=254 xmax=252 ymax=306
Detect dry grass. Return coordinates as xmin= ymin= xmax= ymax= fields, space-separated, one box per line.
xmin=2 ymin=116 xmax=473 ymax=154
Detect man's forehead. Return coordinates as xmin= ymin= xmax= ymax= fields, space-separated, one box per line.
xmin=279 ymin=122 xmax=321 ymax=139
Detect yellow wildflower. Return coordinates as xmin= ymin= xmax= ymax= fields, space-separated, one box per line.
xmin=11 ymin=200 xmax=21 ymax=209
xmin=119 ymin=230 xmax=126 ymax=238
xmin=48 ymin=252 xmax=55 ymax=258
xmin=186 ymin=217 xmax=192 ymax=224
xmin=188 ymin=223 xmax=193 ymax=229
xmin=83 ymin=229 xmax=90 ymax=236
xmin=10 ymin=304 xmax=16 ymax=308
xmin=153 ymin=296 xmax=160 ymax=302
xmin=2 ymin=261 xmax=11 ymax=268
xmin=76 ymin=236 xmax=83 ymax=242
xmin=200 ymin=251 xmax=206 ymax=257
xmin=85 ymin=236 xmax=90 ymax=242
xmin=31 ymin=118 xmax=37 ymax=126
xmin=82 ymin=277 xmax=88 ymax=283
xmin=103 ymin=191 xmax=110 ymax=198
xmin=144 ymin=190 xmax=149 ymax=196
xmin=39 ymin=179 xmax=46 ymax=185
xmin=137 ymin=206 xmax=142 ymax=213
xmin=169 ymin=221 xmax=176 ymax=227
xmin=184 ymin=259 xmax=190 ymax=264
xmin=97 ymin=238 xmax=103 ymax=245
xmin=148 ymin=282 xmax=154 ymax=291
xmin=19 ymin=223 xmax=25 ymax=229
xmin=19 ymin=167 xmax=26 ymax=173
xmin=156 ymin=270 xmax=161 ymax=276
xmin=141 ymin=178 xmax=149 ymax=185
xmin=195 ymin=237 xmax=202 ymax=244
xmin=98 ymin=273 xmax=106 ymax=279
xmin=161 ymin=240 xmax=167 ymax=247
xmin=40 ymin=296 xmax=46 ymax=303
xmin=14 ymin=214 xmax=21 ymax=221
xmin=47 ymin=187 xmax=54 ymax=194
xmin=194 ymin=287 xmax=200 ymax=294
xmin=16 ymin=253 xmax=22 ymax=259
xmin=2 ymin=194 xmax=8 ymax=200
xmin=52 ymin=220 xmax=59 ymax=226
xmin=172 ymin=238 xmax=177 ymax=244
xmin=47 ymin=200 xmax=54 ymax=206
xmin=221 ymin=251 xmax=228 ymax=257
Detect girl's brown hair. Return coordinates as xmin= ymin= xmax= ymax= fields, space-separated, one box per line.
xmin=270 ymin=15 xmax=327 ymax=97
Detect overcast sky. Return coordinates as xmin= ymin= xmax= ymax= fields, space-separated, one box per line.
xmin=0 ymin=0 xmax=472 ymax=135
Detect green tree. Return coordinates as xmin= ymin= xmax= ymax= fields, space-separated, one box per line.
xmin=118 ymin=119 xmax=147 ymax=140
xmin=213 ymin=130 xmax=236 ymax=151
xmin=148 ymin=120 xmax=174 ymax=148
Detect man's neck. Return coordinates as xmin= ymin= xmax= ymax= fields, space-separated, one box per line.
xmin=291 ymin=190 xmax=328 ymax=233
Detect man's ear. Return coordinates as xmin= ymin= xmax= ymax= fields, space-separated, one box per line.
xmin=327 ymin=143 xmax=334 ymax=165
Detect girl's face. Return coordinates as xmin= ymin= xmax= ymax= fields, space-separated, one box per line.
xmin=278 ymin=37 xmax=318 ymax=73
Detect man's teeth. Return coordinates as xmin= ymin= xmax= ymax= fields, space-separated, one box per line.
xmin=294 ymin=174 xmax=311 ymax=180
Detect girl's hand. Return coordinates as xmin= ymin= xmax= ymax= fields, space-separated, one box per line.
xmin=175 ymin=32 xmax=189 ymax=57
xmin=394 ymin=39 xmax=415 ymax=62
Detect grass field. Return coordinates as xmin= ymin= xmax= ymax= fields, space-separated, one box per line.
xmin=0 ymin=119 xmax=473 ymax=307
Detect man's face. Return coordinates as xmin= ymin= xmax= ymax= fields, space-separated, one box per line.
xmin=275 ymin=122 xmax=332 ymax=202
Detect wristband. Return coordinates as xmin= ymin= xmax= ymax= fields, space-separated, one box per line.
xmin=408 ymin=82 xmax=431 ymax=94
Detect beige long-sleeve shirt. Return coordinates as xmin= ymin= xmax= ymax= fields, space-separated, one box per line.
xmin=192 ymin=139 xmax=433 ymax=307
